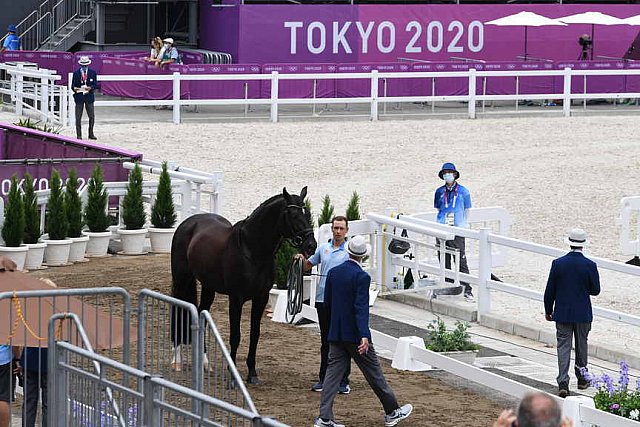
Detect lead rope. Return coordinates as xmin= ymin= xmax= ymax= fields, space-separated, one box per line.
xmin=286 ymin=258 xmax=304 ymax=324
xmin=5 ymin=292 xmax=66 ymax=344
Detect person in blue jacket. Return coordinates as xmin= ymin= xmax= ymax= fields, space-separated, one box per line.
xmin=71 ymin=56 xmax=98 ymax=140
xmin=544 ymin=228 xmax=600 ymax=398
xmin=1 ymin=25 xmax=20 ymax=52
xmin=314 ymin=236 xmax=412 ymax=427
xmin=434 ymin=162 xmax=474 ymax=301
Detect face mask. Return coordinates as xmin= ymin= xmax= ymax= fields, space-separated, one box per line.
xmin=81 ymin=66 xmax=88 ymax=72
xmin=443 ymin=173 xmax=455 ymax=183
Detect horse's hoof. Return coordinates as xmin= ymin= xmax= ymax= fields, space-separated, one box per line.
xmin=246 ymin=375 xmax=261 ymax=385
xmin=171 ymin=362 xmax=182 ymax=372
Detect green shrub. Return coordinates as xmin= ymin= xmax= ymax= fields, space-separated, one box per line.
xmin=22 ymin=173 xmax=41 ymax=244
xmin=274 ymin=240 xmax=298 ymax=290
xmin=304 ymin=197 xmax=315 ymax=229
xmin=121 ymin=162 xmax=146 ymax=230
xmin=346 ymin=191 xmax=361 ymax=221
xmin=84 ymin=164 xmax=110 ymax=232
xmin=65 ymin=168 xmax=84 ymax=238
xmin=150 ymin=161 xmax=177 ymax=228
xmin=318 ymin=194 xmax=334 ymax=226
xmin=46 ymin=169 xmax=68 ymax=240
xmin=425 ymin=318 xmax=480 ymax=352
xmin=2 ymin=175 xmax=25 ymax=247
xmin=14 ymin=117 xmax=62 ymax=134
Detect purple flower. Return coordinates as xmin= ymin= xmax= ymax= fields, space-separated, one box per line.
xmin=636 ymin=377 xmax=640 ymax=392
xmin=602 ymin=374 xmax=615 ymax=395
xmin=610 ymin=403 xmax=620 ymax=410
xmin=619 ymin=361 xmax=630 ymax=391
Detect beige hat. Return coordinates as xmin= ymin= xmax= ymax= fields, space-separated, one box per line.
xmin=163 ymin=37 xmax=174 ymax=44
xmin=565 ymin=228 xmax=589 ymax=247
xmin=347 ymin=235 xmax=371 ymax=258
xmin=78 ymin=56 xmax=92 ymax=66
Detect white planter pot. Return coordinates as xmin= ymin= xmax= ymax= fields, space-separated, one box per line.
xmin=42 ymin=239 xmax=72 ymax=266
xmin=0 ymin=245 xmax=29 ymax=271
xmin=148 ymin=227 xmax=176 ymax=253
xmin=68 ymin=235 xmax=90 ymax=263
xmin=117 ymin=228 xmax=148 ymax=255
xmin=83 ymin=231 xmax=112 ymax=258
xmin=24 ymin=242 xmax=47 ymax=270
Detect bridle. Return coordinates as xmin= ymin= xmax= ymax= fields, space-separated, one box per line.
xmin=282 ymin=204 xmax=314 ymax=248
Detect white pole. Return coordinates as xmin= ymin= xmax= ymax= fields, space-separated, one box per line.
xmin=370 ymin=70 xmax=379 ymax=121
xmin=172 ymin=72 xmax=180 ymax=124
xmin=563 ymin=67 xmax=572 ymax=117
xmin=68 ymin=72 xmax=75 ymax=128
xmin=270 ymin=71 xmax=279 ymax=123
xmin=477 ymin=228 xmax=491 ymax=316
xmin=468 ymin=68 xmax=477 ymax=119
xmin=40 ymin=80 xmax=49 ymax=122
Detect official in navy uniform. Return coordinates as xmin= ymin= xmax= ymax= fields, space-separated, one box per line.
xmin=72 ymin=56 xmax=98 ymax=140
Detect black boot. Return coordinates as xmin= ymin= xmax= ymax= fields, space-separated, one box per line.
xmin=88 ymin=134 xmax=97 ymax=140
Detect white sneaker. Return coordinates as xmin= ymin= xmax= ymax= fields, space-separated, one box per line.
xmin=384 ymin=404 xmax=413 ymax=426
xmin=464 ymin=291 xmax=475 ymax=303
xmin=314 ymin=417 xmax=345 ymax=427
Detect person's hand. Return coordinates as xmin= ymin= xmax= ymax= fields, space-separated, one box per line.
xmin=358 ymin=337 xmax=369 ymax=355
xmin=293 ymin=253 xmax=305 ymax=261
xmin=545 ymin=313 xmax=553 ymax=321
xmin=560 ymin=416 xmax=573 ymax=427
xmin=493 ymin=409 xmax=516 ymax=427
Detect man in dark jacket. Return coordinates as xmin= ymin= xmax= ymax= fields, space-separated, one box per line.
xmin=72 ymin=56 xmax=98 ymax=140
xmin=544 ymin=228 xmax=600 ymax=398
xmin=314 ymin=236 xmax=412 ymax=427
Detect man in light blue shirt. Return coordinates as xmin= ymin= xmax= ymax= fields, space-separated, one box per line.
xmin=0 ymin=344 xmax=12 ymax=427
xmin=297 ymin=216 xmax=351 ymax=394
xmin=434 ymin=162 xmax=474 ymax=301
xmin=1 ymin=25 xmax=20 ymax=52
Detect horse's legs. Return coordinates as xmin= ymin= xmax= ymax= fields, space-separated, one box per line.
xmin=199 ymin=284 xmax=216 ymax=372
xmin=228 ymin=296 xmax=244 ymax=369
xmin=246 ymin=289 xmax=270 ymax=384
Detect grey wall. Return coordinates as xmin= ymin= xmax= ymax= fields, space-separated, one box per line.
xmin=0 ymin=0 xmax=41 ymax=39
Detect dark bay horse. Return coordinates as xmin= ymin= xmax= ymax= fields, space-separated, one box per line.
xmin=170 ymin=187 xmax=317 ymax=383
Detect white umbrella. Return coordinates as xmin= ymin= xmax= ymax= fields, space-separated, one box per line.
xmin=557 ymin=11 xmax=628 ymax=59
xmin=485 ymin=12 xmax=567 ymax=61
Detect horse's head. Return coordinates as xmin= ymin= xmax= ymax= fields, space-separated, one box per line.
xmin=281 ymin=186 xmax=317 ymax=257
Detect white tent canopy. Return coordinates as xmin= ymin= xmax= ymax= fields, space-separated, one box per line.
xmin=621 ymin=14 xmax=640 ymax=26
xmin=556 ymin=11 xmax=628 ymax=60
xmin=485 ymin=12 xmax=567 ymax=61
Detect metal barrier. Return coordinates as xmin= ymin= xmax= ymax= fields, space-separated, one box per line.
xmin=0 ymin=287 xmax=132 ymax=426
xmin=49 ymin=320 xmax=287 ymax=427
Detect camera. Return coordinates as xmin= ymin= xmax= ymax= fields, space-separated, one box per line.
xmin=579 ymin=34 xmax=592 ymax=47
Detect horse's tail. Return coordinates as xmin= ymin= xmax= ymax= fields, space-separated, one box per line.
xmin=170 ymin=217 xmax=198 ymax=346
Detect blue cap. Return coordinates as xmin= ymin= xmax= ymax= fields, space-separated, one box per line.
xmin=7 ymin=24 xmax=16 ymax=33
xmin=438 ymin=162 xmax=459 ymax=179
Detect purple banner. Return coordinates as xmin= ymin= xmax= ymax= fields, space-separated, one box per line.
xmin=0 ymin=123 xmax=142 ymax=197
xmin=556 ymin=60 xmax=626 ymax=94
xmin=0 ymin=51 xmax=74 ymax=85
xmin=187 ymin=64 xmax=261 ymax=100
xmin=262 ymin=63 xmax=337 ymax=99
xmin=201 ymin=5 xmax=640 ymax=64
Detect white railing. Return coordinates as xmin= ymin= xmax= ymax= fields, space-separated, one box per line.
xmin=0 ymin=62 xmax=67 ymax=125
xmin=618 ymin=196 xmax=640 ymax=258
xmin=60 ymin=67 xmax=640 ymax=125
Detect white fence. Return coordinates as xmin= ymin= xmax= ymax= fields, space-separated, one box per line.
xmin=61 ymin=67 xmax=640 ymax=124
xmin=0 ymin=62 xmax=68 ymax=125
xmin=618 ymin=196 xmax=640 ymax=258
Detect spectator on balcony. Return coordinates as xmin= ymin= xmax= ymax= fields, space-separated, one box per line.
xmin=159 ymin=38 xmax=181 ymax=68
xmin=144 ymin=37 xmax=163 ymax=66
xmin=72 ymin=56 xmax=98 ymax=140
xmin=1 ymin=25 xmax=21 ymax=52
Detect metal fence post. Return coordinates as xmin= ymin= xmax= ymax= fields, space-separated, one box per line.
xmin=370 ymin=69 xmax=379 ymax=121
xmin=468 ymin=68 xmax=477 ymax=119
xmin=143 ymin=375 xmax=157 ymax=426
xmin=270 ymin=71 xmax=279 ymax=123
xmin=68 ymin=72 xmax=75 ymax=127
xmin=172 ymin=72 xmax=181 ymax=124
xmin=477 ymin=228 xmax=491 ymax=316
xmin=563 ymin=67 xmax=572 ymax=117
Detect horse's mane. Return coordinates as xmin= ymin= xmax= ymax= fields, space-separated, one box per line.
xmin=243 ymin=193 xmax=286 ymax=223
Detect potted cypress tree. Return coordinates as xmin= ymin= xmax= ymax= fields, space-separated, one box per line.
xmin=318 ymin=194 xmax=334 ymax=226
xmin=83 ymin=164 xmax=112 ymax=257
xmin=42 ymin=169 xmax=72 ymax=266
xmin=65 ymin=168 xmax=90 ymax=263
xmin=117 ymin=162 xmax=147 ymax=255
xmin=346 ymin=191 xmax=361 ymax=221
xmin=148 ymin=161 xmax=177 ymax=253
xmin=22 ymin=172 xmax=47 ymax=270
xmin=0 ymin=175 xmax=28 ymax=270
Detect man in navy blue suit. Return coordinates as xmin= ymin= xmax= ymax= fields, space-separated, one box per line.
xmin=72 ymin=56 xmax=98 ymax=140
xmin=544 ymin=228 xmax=600 ymax=398
xmin=314 ymin=236 xmax=412 ymax=427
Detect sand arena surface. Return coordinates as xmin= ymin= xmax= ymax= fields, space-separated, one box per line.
xmin=2 ymin=112 xmax=640 ymax=351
